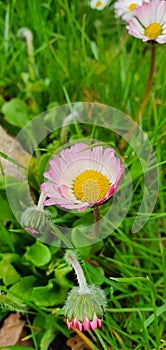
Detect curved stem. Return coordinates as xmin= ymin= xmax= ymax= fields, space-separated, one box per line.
xmin=120 ymin=43 xmax=156 ymax=150
xmin=65 ymin=250 xmax=88 ymax=293
xmin=136 ymin=43 xmax=156 ymax=123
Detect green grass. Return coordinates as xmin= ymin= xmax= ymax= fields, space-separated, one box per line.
xmin=0 ymin=1 xmax=165 ymax=349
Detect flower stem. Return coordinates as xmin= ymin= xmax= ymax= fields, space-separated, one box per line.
xmin=91 ymin=206 xmax=101 ymax=237
xmin=136 ymin=43 xmax=156 ymax=123
xmin=37 ymin=192 xmax=46 ymax=210
xmin=65 ymin=250 xmax=89 ymax=294
xmin=120 ymin=43 xmax=156 ymax=149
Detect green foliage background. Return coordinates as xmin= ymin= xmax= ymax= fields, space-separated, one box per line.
xmin=0 ymin=1 xmax=165 ymax=349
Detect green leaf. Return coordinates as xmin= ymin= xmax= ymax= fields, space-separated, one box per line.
xmin=73 ymin=212 xmax=93 ymax=228
xmin=40 ymin=328 xmax=56 ymax=350
xmin=37 ymin=152 xmax=51 ymax=183
xmin=31 ymin=279 xmax=65 ymax=306
xmin=0 ymin=176 xmax=25 ymax=190
xmin=27 ymin=79 xmax=49 ymax=92
xmin=84 ymin=260 xmax=105 ymax=286
xmin=0 ymin=258 xmax=20 ymax=286
xmin=0 ymin=193 xmax=15 ymax=221
xmin=144 ymin=303 xmax=166 ymax=328
xmin=1 ymin=98 xmax=31 ymax=127
xmin=54 ymin=263 xmax=72 ymax=288
xmin=130 ymin=159 xmax=143 ymax=181
xmin=0 ymin=152 xmax=27 ymax=170
xmin=0 ymin=94 xmax=5 ymax=107
xmin=77 ymin=241 xmax=104 ymax=258
xmin=24 ymin=241 xmax=51 ymax=267
xmin=0 ymin=219 xmax=15 ymax=252
xmin=0 ymin=292 xmax=27 ymax=312
xmin=9 ymin=276 xmax=37 ymax=300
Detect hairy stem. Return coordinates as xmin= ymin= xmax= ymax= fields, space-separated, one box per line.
xmin=65 ymin=250 xmax=89 ymax=293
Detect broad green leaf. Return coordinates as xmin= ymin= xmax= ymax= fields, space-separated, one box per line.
xmin=54 ymin=263 xmax=72 ymax=288
xmin=0 ymin=219 xmax=15 ymax=252
xmin=0 ymin=193 xmax=15 ymax=221
xmin=9 ymin=276 xmax=37 ymax=300
xmin=24 ymin=241 xmax=51 ymax=267
xmin=1 ymin=98 xmax=31 ymax=127
xmin=31 ymin=279 xmax=66 ymax=306
xmin=0 ymin=258 xmax=20 ymax=286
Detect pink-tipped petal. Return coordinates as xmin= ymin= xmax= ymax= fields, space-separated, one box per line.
xmin=83 ymin=317 xmax=91 ymax=331
xmin=57 ymin=185 xmax=75 ymax=201
xmin=90 ymin=314 xmax=98 ymax=331
xmin=77 ymin=321 xmax=83 ymax=332
xmin=71 ymin=318 xmax=77 ymax=328
xmin=97 ymin=318 xmax=102 ymax=328
xmin=66 ymin=319 xmax=71 ymax=329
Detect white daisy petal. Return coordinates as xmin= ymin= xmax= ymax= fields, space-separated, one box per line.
xmin=41 ymin=143 xmax=124 ymax=211
xmin=114 ymin=0 xmax=148 ymax=22
xmin=126 ymin=0 xmax=166 ymax=43
xmin=89 ymin=0 xmax=110 ymax=11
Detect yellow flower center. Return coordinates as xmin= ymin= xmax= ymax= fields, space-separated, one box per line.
xmin=128 ymin=3 xmax=137 ymax=11
xmin=96 ymin=1 xmax=102 ymax=7
xmin=73 ymin=170 xmax=110 ymax=202
xmin=145 ymin=23 xmax=162 ymax=39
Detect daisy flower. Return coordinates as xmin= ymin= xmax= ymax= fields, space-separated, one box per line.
xmin=127 ymin=0 xmax=166 ymax=43
xmin=64 ymin=285 xmax=106 ymax=331
xmin=41 ymin=143 xmax=124 ymax=211
xmin=114 ymin=0 xmax=150 ymax=22
xmin=89 ymin=0 xmax=110 ymax=11
xmin=63 ymin=250 xmax=107 ymax=332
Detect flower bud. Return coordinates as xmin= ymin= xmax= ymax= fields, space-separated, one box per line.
xmin=63 ymin=285 xmax=107 ymax=331
xmin=21 ymin=206 xmax=51 ymax=235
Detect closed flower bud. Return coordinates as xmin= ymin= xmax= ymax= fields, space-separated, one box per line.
xmin=63 ymin=285 xmax=107 ymax=331
xmin=21 ymin=206 xmax=51 ymax=235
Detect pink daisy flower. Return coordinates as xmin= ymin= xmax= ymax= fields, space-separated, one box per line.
xmin=126 ymin=0 xmax=166 ymax=43
xmin=41 ymin=143 xmax=124 ymax=211
xmin=114 ymin=0 xmax=150 ymax=22
xmin=64 ymin=285 xmax=107 ymax=331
